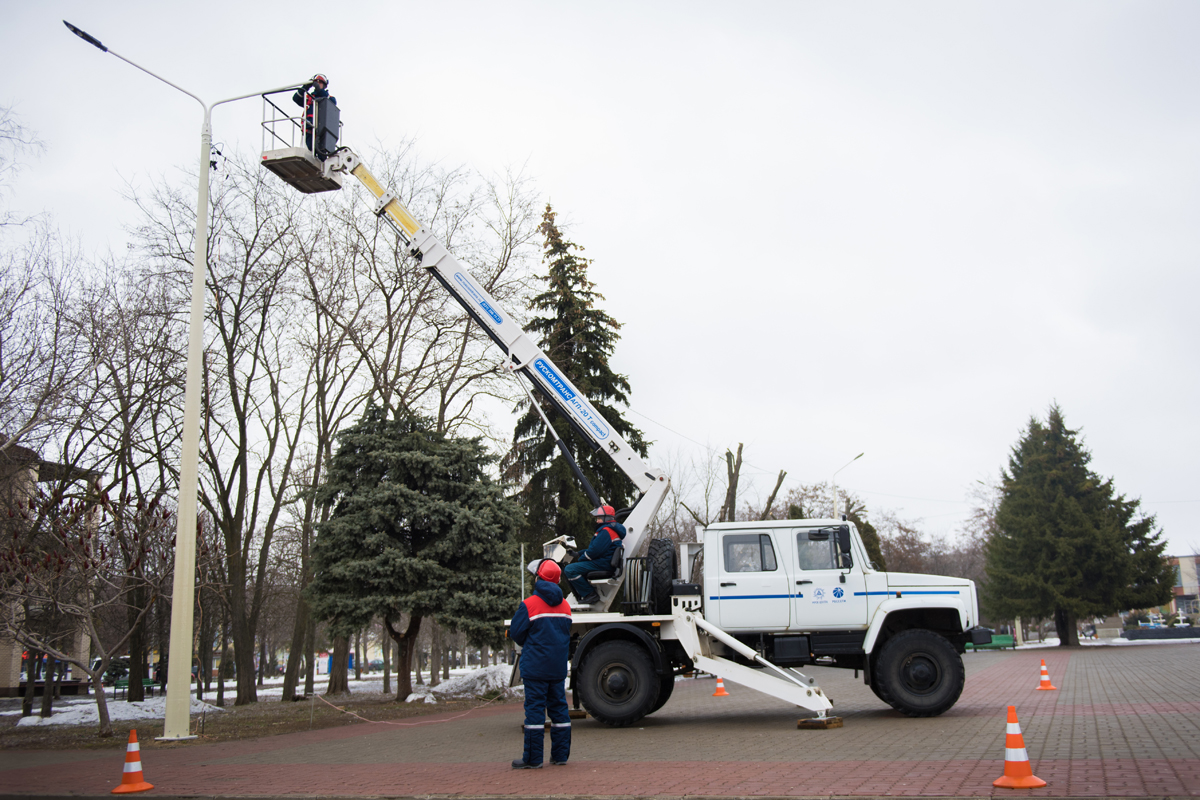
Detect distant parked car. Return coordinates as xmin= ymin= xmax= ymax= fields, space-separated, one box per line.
xmin=367 ymin=659 xmax=384 ymax=672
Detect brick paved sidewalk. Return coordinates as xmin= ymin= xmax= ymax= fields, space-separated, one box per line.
xmin=1 ymin=643 xmax=1197 ymax=797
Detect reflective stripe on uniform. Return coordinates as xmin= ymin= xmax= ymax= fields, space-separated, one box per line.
xmin=528 ymin=613 xmax=572 ymax=621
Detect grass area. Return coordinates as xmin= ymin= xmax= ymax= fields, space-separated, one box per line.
xmin=0 ymin=690 xmax=518 ymax=751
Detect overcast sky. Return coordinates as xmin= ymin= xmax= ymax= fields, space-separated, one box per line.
xmin=7 ymin=2 xmax=1199 ymax=556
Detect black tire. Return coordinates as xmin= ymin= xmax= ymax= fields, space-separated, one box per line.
xmin=577 ymin=640 xmax=661 ymax=726
xmin=649 ymin=673 xmax=675 ymax=714
xmin=867 ymin=658 xmax=886 ymax=702
xmin=874 ymin=629 xmax=964 ymax=717
xmin=647 ymin=539 xmax=677 ymax=615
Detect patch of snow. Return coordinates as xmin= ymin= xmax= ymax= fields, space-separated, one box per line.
xmin=405 ymin=664 xmax=521 ymax=703
xmin=12 ymin=694 xmax=221 ymax=728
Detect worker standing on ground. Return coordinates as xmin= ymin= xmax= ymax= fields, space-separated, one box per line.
xmin=563 ymin=505 xmax=626 ymax=605
xmin=508 ymin=559 xmax=572 ymax=769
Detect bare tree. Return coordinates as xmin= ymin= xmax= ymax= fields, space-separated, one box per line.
xmin=1 ymin=227 xmax=92 ymax=455
xmin=0 ymin=479 xmax=176 ymax=736
xmin=0 ymin=105 xmax=45 ymax=229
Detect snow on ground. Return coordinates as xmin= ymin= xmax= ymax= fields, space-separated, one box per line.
xmin=8 ymin=693 xmax=220 ymax=728
xmin=404 ymin=664 xmax=522 ymax=703
xmin=1011 ymin=636 xmax=1200 ymax=649
xmin=1 ymin=665 xmax=520 ymax=727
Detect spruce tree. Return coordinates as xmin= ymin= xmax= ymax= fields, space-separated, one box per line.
xmin=507 ymin=204 xmax=649 ymax=549
xmin=983 ymin=405 xmax=1171 ymax=645
xmin=307 ymin=406 xmax=520 ymax=700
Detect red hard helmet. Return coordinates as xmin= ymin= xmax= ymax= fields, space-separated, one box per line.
xmin=591 ymin=505 xmax=616 ymax=520
xmin=536 ymin=559 xmax=561 ymax=583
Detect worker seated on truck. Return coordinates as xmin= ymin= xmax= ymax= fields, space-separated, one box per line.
xmin=563 ymin=505 xmax=626 ymax=605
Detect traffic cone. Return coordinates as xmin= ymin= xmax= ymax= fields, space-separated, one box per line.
xmin=712 ymin=677 xmax=730 ymax=697
xmin=1036 ymin=659 xmax=1057 ymax=691
xmin=111 ymin=729 xmax=154 ymax=794
xmin=993 ymin=706 xmax=1046 ymax=789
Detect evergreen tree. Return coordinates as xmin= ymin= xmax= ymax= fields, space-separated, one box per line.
xmin=983 ymin=405 xmax=1171 ymax=645
xmin=307 ymin=406 xmax=520 ymax=700
xmin=506 ymin=205 xmax=649 ymax=548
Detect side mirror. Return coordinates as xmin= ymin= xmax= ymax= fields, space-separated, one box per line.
xmin=836 ymin=526 xmax=853 ymax=568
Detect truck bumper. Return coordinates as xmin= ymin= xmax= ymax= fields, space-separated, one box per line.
xmin=966 ymin=626 xmax=993 ymax=646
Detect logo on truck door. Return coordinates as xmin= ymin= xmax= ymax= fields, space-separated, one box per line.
xmin=533 ymin=358 xmax=610 ymax=440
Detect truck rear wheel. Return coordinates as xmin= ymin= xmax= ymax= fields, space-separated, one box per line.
xmin=577 ymin=640 xmax=660 ymax=726
xmin=647 ymin=539 xmax=676 ymax=615
xmin=874 ymin=629 xmax=964 ymax=717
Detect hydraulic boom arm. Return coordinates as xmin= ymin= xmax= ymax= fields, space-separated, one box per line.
xmin=326 ymin=151 xmax=670 ymax=587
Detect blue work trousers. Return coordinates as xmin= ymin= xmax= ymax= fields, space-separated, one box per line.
xmin=522 ymin=678 xmax=571 ymax=765
xmin=563 ymin=560 xmax=605 ymax=599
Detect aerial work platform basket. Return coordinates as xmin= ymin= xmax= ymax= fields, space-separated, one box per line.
xmin=259 ymin=89 xmax=343 ymax=194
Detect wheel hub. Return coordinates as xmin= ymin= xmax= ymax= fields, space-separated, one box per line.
xmin=601 ymin=665 xmax=633 ymax=700
xmin=901 ymin=654 xmax=940 ymax=695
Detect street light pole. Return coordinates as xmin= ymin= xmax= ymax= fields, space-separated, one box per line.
xmin=64 ymin=21 xmax=301 ymax=740
xmin=831 ymin=452 xmax=864 ymax=520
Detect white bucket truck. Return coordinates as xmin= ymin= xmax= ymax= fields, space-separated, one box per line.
xmin=261 ymin=106 xmax=992 ymax=726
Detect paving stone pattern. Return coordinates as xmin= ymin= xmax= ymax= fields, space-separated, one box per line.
xmin=1 ymin=644 xmax=1197 ymax=797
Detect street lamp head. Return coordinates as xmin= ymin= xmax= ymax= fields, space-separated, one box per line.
xmin=63 ymin=21 xmax=107 ymax=52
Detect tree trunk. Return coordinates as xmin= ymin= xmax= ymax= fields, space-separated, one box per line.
xmin=128 ymin=584 xmax=146 ymax=702
xmin=429 ymin=622 xmax=441 ymax=688
xmin=382 ymin=618 xmax=391 ymax=695
xmin=39 ymin=657 xmax=57 ymax=718
xmin=1054 ymin=608 xmax=1080 ymax=646
xmin=258 ymin=633 xmax=267 ymax=687
xmin=385 ymin=614 xmax=422 ymax=701
xmin=281 ymin=594 xmax=310 ymax=701
xmin=89 ymin=668 xmax=114 ymax=737
xmin=303 ymin=615 xmax=316 ymax=696
xmin=21 ymin=649 xmax=39 ymax=717
xmin=720 ymin=444 xmax=744 ymax=522
xmin=216 ymin=611 xmax=230 ymax=708
xmin=325 ymin=636 xmax=350 ymax=695
xmin=354 ymin=631 xmax=362 ymax=681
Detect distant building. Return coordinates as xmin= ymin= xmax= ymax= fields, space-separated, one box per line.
xmin=0 ymin=442 xmax=94 ymax=696
xmin=1166 ymin=555 xmax=1199 ymax=618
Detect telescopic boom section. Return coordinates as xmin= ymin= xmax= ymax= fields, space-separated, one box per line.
xmin=324 ymin=152 xmax=669 ymax=562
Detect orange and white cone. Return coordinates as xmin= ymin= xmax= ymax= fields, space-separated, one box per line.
xmin=1036 ymin=659 xmax=1057 ymax=691
xmin=993 ymin=706 xmax=1046 ymax=789
xmin=712 ymin=677 xmax=730 ymax=697
xmin=111 ymin=729 xmax=154 ymax=794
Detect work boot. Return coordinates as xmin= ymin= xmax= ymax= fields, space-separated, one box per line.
xmin=511 ymin=759 xmax=542 ymax=769
xmin=579 ymin=592 xmax=601 ymax=605
xmin=551 ymin=759 xmax=568 ymax=766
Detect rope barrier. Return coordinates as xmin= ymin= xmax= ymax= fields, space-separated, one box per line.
xmin=313 ymin=691 xmax=505 ymax=727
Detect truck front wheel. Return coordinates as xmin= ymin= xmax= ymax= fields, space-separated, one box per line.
xmin=577 ymin=640 xmax=660 ymax=726
xmin=874 ymin=629 xmax=964 ymax=717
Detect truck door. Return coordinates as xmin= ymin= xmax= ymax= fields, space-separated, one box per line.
xmin=791 ymin=526 xmax=868 ymax=630
xmin=714 ymin=531 xmax=791 ymax=631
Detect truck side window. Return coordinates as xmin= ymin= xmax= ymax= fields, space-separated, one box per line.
xmin=723 ymin=533 xmax=778 ymax=572
xmin=796 ymin=534 xmax=837 ymax=571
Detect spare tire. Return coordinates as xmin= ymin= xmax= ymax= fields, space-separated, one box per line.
xmin=647 ymin=539 xmax=677 ymax=615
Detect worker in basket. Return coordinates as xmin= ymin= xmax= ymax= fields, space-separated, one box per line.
xmin=508 ymin=559 xmax=571 ymax=768
xmin=562 ymin=505 xmax=626 ymax=605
